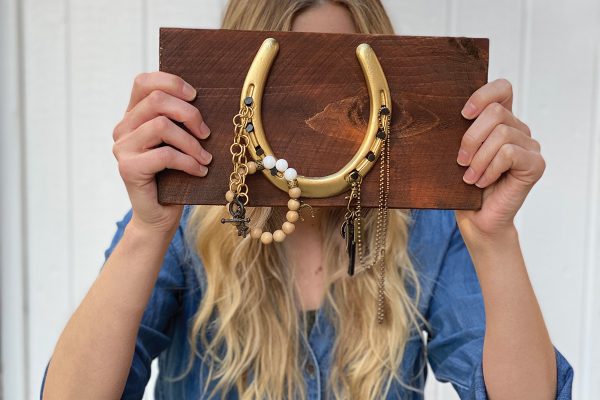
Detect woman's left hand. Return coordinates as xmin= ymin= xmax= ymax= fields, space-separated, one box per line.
xmin=454 ymin=78 xmax=546 ymax=239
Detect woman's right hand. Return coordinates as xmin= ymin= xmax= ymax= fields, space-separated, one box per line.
xmin=112 ymin=71 xmax=212 ymax=234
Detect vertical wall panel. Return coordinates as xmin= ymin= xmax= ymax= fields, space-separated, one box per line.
xmin=69 ymin=0 xmax=144 ymax=306
xmin=0 ymin=0 xmax=27 ymax=397
xmin=21 ymin=0 xmax=71 ymax=396
xmin=518 ymin=3 xmax=600 ymax=396
xmin=383 ymin=0 xmax=449 ymax=36
xmin=67 ymin=0 xmax=147 ymax=391
xmin=449 ymin=1 xmax=524 ymax=112
xmin=581 ymin=33 xmax=600 ymax=397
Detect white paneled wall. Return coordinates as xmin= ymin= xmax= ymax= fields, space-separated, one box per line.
xmin=1 ymin=0 xmax=599 ymax=399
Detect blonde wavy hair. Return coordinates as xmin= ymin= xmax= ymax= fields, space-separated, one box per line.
xmin=184 ymin=1 xmax=423 ymax=399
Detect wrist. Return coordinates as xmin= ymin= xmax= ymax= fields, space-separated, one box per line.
xmin=125 ymin=216 xmax=178 ymax=247
xmin=460 ymin=223 xmax=520 ymax=255
xmin=129 ymin=208 xmax=182 ymax=235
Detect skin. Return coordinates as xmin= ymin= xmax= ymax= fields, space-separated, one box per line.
xmin=42 ymin=1 xmax=557 ymax=399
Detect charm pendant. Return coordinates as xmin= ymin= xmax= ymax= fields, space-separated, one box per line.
xmin=341 ymin=211 xmax=357 ymax=276
xmin=221 ymin=195 xmax=251 ymax=237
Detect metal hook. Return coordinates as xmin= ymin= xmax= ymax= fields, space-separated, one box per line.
xmin=298 ymin=201 xmax=316 ymax=222
xmin=344 ymin=181 xmax=360 ymax=212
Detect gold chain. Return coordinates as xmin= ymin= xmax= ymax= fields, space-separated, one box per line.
xmin=356 ymin=181 xmax=363 ymax=266
xmin=353 ymin=107 xmax=390 ymax=324
xmin=229 ymin=105 xmax=253 ymax=205
xmin=378 ymin=109 xmax=391 ymax=324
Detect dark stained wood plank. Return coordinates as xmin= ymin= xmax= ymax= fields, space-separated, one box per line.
xmin=157 ymin=28 xmax=488 ymax=209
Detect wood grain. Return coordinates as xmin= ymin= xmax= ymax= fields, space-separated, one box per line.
xmin=157 ymin=28 xmax=488 ymax=209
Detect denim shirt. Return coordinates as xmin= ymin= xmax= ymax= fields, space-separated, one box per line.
xmin=41 ymin=206 xmax=574 ymax=399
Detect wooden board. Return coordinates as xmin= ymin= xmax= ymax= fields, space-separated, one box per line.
xmin=157 ymin=28 xmax=488 ymax=209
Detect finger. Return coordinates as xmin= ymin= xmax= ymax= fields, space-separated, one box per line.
xmin=462 ymin=124 xmax=540 ymax=184
xmin=127 ymin=72 xmax=196 ymax=111
xmin=120 ymin=146 xmax=208 ymax=181
xmin=116 ymin=116 xmax=212 ymax=165
xmin=120 ymin=90 xmax=210 ymax=140
xmin=458 ymin=102 xmax=531 ymax=166
xmin=462 ymin=78 xmax=514 ymax=119
xmin=472 ymin=144 xmax=545 ymax=188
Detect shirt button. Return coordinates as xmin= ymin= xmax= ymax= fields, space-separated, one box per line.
xmin=305 ymin=362 xmax=316 ymax=377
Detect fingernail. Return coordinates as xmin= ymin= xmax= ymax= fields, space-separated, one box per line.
xmin=461 ymin=102 xmax=477 ymax=119
xmin=200 ymin=122 xmax=211 ymax=138
xmin=202 ymin=148 xmax=213 ymax=164
xmin=184 ymin=82 xmax=197 ymax=100
xmin=198 ymin=164 xmax=208 ymax=176
xmin=463 ymin=167 xmax=477 ymax=184
xmin=457 ymin=148 xmax=470 ymax=166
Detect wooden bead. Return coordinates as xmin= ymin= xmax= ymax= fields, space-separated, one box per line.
xmin=282 ymin=221 xmax=295 ymax=234
xmin=286 ymin=210 xmax=299 ymax=223
xmin=225 ymin=190 xmax=235 ymax=202
xmin=247 ymin=161 xmax=257 ymax=174
xmin=250 ymin=227 xmax=263 ymax=239
xmin=260 ymin=231 xmax=273 ymax=244
xmin=273 ymin=230 xmax=286 ymax=242
xmin=288 ymin=199 xmax=300 ymax=211
xmin=288 ymin=187 xmax=301 ymax=199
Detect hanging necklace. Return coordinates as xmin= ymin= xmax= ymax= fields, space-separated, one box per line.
xmin=221 ymin=38 xmax=391 ymax=323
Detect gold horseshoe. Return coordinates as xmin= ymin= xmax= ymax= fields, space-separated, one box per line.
xmin=241 ymin=38 xmax=391 ymax=198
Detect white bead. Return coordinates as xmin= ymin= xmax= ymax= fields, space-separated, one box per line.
xmin=284 ymin=168 xmax=297 ymax=181
xmin=262 ymin=155 xmax=276 ymax=169
xmin=275 ymin=158 xmax=288 ymax=172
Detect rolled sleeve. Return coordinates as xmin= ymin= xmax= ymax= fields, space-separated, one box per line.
xmin=425 ymin=217 xmax=574 ymax=399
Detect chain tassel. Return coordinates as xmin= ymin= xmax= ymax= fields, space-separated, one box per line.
xmin=344 ymin=105 xmax=391 ymax=324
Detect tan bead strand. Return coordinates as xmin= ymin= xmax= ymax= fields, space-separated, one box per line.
xmin=243 ymin=174 xmax=301 ymax=244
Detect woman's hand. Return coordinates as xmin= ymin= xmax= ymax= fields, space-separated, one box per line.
xmin=453 ymin=79 xmax=558 ymax=399
xmin=112 ymin=71 xmax=212 ymax=233
xmin=454 ymin=78 xmax=546 ymax=240
xmin=43 ymin=72 xmax=212 ymax=399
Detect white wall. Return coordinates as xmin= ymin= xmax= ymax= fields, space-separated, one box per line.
xmin=1 ymin=0 xmax=599 ymax=399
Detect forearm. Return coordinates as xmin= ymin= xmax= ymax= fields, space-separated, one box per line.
xmin=462 ymin=226 xmax=556 ymax=399
xmin=43 ymin=221 xmax=175 ymax=400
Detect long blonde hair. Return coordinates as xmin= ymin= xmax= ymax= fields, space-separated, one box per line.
xmin=185 ymin=1 xmax=423 ymax=399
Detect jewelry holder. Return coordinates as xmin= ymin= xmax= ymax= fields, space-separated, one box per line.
xmin=157 ymin=28 xmax=488 ymax=210
xmin=157 ymin=28 xmax=489 ymax=322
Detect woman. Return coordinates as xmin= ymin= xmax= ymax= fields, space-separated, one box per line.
xmin=41 ymin=0 xmax=574 ymax=399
